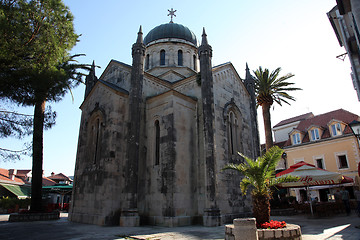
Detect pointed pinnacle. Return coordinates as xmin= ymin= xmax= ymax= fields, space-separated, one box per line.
xmin=136 ymin=25 xmax=143 ymax=44
xmin=201 ymin=27 xmax=208 ymax=46
xmin=91 ymin=60 xmax=96 ymax=74
xmin=245 ymin=63 xmax=252 ymax=82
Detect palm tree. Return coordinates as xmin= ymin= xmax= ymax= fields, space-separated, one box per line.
xmin=253 ymin=67 xmax=301 ymax=151
xmin=222 ymin=146 xmax=298 ymax=225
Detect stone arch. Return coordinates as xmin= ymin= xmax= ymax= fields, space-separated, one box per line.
xmin=151 ymin=115 xmax=161 ymax=166
xmin=87 ymin=107 xmax=106 ymax=165
xmin=160 ymin=49 xmax=166 ymax=66
xmin=223 ymin=100 xmax=243 ymax=160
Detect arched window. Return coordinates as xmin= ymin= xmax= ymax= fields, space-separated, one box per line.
xmin=193 ymin=55 xmax=197 ymax=70
xmin=145 ymin=54 xmax=150 ymax=70
xmin=155 ymin=120 xmax=160 ymax=165
xmin=89 ymin=116 xmax=103 ymax=164
xmin=160 ymin=50 xmax=165 ymax=66
xmin=227 ymin=111 xmax=239 ymax=156
xmin=178 ymin=50 xmax=183 ymax=66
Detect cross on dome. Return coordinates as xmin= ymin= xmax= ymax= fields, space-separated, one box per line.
xmin=168 ymin=8 xmax=176 ymax=23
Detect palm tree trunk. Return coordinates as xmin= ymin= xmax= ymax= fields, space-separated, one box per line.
xmin=262 ymin=103 xmax=273 ymax=151
xmin=30 ymin=99 xmax=46 ymax=212
xmin=252 ymin=194 xmax=270 ymax=226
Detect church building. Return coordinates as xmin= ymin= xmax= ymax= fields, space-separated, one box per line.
xmin=69 ymin=16 xmax=260 ymax=227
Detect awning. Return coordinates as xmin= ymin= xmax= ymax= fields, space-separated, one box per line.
xmin=43 ymin=184 xmax=72 ymax=190
xmin=275 ymin=161 xmax=352 ymax=188
xmin=43 ymin=184 xmax=72 ymax=194
xmin=0 ymin=183 xmax=31 ymax=199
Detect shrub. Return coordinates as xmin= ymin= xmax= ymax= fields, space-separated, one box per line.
xmin=0 ymin=197 xmax=30 ymax=211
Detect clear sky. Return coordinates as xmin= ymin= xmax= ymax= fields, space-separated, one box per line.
xmin=2 ymin=0 xmax=360 ymax=177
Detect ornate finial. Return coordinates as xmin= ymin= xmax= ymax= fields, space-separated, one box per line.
xmin=168 ymin=8 xmax=177 ymax=23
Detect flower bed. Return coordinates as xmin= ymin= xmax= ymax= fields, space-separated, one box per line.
xmin=225 ymin=222 xmax=302 ymax=240
xmin=258 ymin=220 xmax=286 ymax=229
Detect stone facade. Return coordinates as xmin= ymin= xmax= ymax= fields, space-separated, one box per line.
xmin=69 ymin=21 xmax=260 ymax=226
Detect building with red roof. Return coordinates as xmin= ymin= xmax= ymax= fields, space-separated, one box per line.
xmin=0 ymin=168 xmax=59 ymax=199
xmin=48 ymin=172 xmax=73 ymax=185
xmin=273 ymin=109 xmax=360 ymax=202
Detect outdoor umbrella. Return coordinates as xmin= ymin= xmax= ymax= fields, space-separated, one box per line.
xmin=275 ymin=161 xmax=353 ymax=215
xmin=275 ymin=161 xmax=345 ymax=188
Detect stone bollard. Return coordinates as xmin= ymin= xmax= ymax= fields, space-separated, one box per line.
xmin=233 ymin=218 xmax=258 ymax=240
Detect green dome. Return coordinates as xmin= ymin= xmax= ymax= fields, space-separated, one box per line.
xmin=144 ymin=23 xmax=198 ymax=46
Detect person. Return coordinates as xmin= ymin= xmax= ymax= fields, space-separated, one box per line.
xmin=312 ymin=197 xmax=319 ymax=205
xmin=354 ymin=187 xmax=360 ymax=217
xmin=341 ymin=187 xmax=351 ymax=215
xmin=334 ymin=189 xmax=342 ymax=203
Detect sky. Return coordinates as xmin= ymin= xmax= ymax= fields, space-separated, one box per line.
xmin=2 ymin=0 xmax=360 ymax=177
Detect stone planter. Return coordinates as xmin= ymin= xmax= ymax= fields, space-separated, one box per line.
xmin=9 ymin=211 xmax=60 ymax=222
xmin=257 ymin=224 xmax=302 ymax=240
xmin=225 ymin=218 xmax=302 ymax=240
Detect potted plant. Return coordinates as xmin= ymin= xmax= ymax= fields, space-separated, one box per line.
xmin=223 ymin=146 xmax=298 ymax=226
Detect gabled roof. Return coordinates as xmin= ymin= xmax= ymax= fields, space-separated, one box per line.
xmin=273 ymin=112 xmax=314 ymax=128
xmin=295 ymin=109 xmax=358 ymax=133
xmin=48 ymin=173 xmax=72 ymax=182
xmin=146 ymin=89 xmax=197 ymax=104
xmin=98 ymin=79 xmax=129 ymax=95
xmin=0 ymin=168 xmax=28 ymax=184
xmin=15 ymin=170 xmax=31 ymax=177
xmin=42 ymin=177 xmax=57 ymax=186
xmin=284 ymin=109 xmax=360 ymax=147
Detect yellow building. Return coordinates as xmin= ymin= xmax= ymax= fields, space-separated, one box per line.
xmin=273 ymin=109 xmax=360 ymax=202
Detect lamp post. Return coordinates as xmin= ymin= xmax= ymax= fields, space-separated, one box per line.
xmin=349 ymin=120 xmax=360 ymax=177
xmin=349 ymin=120 xmax=360 ymax=139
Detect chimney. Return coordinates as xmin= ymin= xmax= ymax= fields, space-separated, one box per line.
xmin=9 ymin=169 xmax=17 ymax=181
xmin=51 ymin=172 xmax=55 ymax=177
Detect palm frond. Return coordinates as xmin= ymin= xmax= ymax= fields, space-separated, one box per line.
xmin=223 ymin=146 xmax=286 ymax=196
xmin=253 ymin=66 xmax=301 ymax=107
xmin=269 ymin=175 xmax=299 ymax=187
xmin=240 ymin=178 xmax=252 ymax=195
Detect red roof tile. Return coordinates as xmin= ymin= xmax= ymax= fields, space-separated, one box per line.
xmin=295 ymin=109 xmax=359 ymax=132
xmin=15 ymin=170 xmax=31 ymax=177
xmin=42 ymin=177 xmax=57 ymax=186
xmin=0 ymin=168 xmax=28 ymax=184
xmin=48 ymin=173 xmax=72 ymax=181
xmin=283 ymin=109 xmax=360 ymax=146
xmin=273 ymin=112 xmax=314 ymax=128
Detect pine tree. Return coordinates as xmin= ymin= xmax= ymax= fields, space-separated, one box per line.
xmin=0 ymin=0 xmax=89 ymax=211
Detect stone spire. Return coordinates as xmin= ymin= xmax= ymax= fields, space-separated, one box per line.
xmin=244 ymin=63 xmax=253 ymax=87
xmin=136 ymin=26 xmax=143 ymax=44
xmin=201 ymin=28 xmax=209 ymax=46
xmin=198 ymin=27 xmax=220 ymax=226
xmin=84 ymin=60 xmax=98 ymax=98
xmin=121 ymin=25 xmax=146 ymax=227
xmin=243 ymin=63 xmax=260 ymax=157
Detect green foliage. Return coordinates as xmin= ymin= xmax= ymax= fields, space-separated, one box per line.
xmin=253 ymin=66 xmax=301 ymax=107
xmin=0 ymin=0 xmax=89 ymax=105
xmin=0 ymin=0 xmax=90 ymax=211
xmin=222 ymin=146 xmax=298 ymax=197
xmin=0 ymin=197 xmax=30 ymax=210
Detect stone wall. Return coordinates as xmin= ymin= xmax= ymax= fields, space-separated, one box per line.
xmin=142 ymin=90 xmax=198 ymax=226
xmin=212 ymin=64 xmax=254 ymax=219
xmin=69 ymin=83 xmax=129 ymax=225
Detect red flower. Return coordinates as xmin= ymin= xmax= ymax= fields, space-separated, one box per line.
xmin=257 ymin=220 xmax=287 ymax=229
